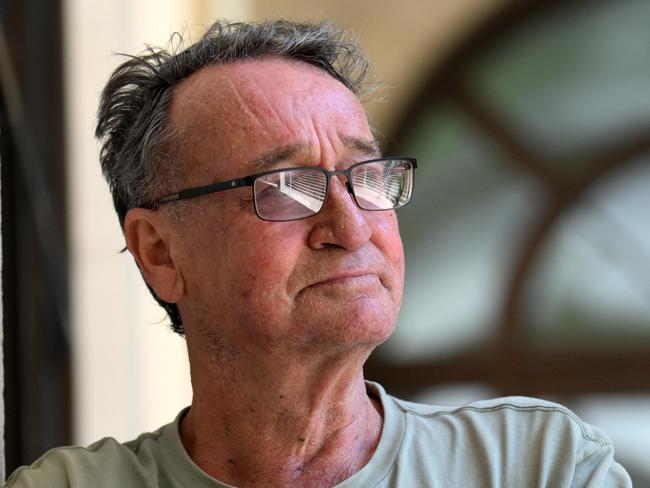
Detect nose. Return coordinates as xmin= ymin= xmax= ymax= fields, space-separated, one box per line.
xmin=307 ymin=176 xmax=372 ymax=251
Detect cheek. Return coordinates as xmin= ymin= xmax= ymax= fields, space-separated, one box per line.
xmin=372 ymin=213 xmax=405 ymax=308
xmin=237 ymin=253 xmax=284 ymax=297
xmin=234 ymin=224 xmax=305 ymax=301
xmin=231 ymin=234 xmax=306 ymax=337
xmin=374 ymin=212 xmax=405 ymax=268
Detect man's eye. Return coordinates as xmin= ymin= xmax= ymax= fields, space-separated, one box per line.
xmin=236 ymin=194 xmax=254 ymax=209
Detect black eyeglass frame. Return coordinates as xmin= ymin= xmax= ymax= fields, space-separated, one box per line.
xmin=142 ymin=157 xmax=417 ymax=221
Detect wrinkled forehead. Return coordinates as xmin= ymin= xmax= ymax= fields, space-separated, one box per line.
xmin=167 ymin=57 xmax=372 ymax=182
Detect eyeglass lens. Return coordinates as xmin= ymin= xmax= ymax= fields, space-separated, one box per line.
xmin=253 ymin=159 xmax=414 ymax=221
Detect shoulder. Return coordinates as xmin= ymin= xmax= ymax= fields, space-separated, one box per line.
xmin=389 ymin=393 xmax=607 ymax=446
xmin=393 ymin=394 xmax=601 ymax=438
xmin=384 ymin=393 xmax=632 ymax=487
xmin=4 ymin=437 xmax=135 ymax=487
xmin=4 ymin=426 xmax=170 ymax=488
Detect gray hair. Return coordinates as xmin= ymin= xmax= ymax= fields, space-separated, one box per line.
xmin=95 ymin=19 xmax=372 ymax=334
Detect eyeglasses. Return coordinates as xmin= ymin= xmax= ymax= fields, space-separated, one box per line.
xmin=143 ymin=157 xmax=417 ymax=222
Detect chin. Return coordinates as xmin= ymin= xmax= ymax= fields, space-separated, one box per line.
xmin=289 ymin=288 xmax=399 ymax=351
xmin=320 ymin=298 xmax=398 ymax=350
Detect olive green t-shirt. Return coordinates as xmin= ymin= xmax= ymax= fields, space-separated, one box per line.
xmin=4 ymin=382 xmax=632 ymax=487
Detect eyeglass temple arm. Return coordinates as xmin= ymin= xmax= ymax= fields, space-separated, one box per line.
xmin=146 ymin=175 xmax=255 ymax=208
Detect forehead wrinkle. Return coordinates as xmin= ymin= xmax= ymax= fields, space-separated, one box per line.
xmin=247 ymin=75 xmax=299 ymax=135
xmin=220 ymin=75 xmax=272 ymax=138
xmin=172 ymin=68 xmax=292 ymax=148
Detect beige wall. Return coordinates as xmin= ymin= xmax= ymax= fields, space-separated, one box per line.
xmin=65 ymin=0 xmax=197 ymax=446
xmin=64 ymin=0 xmax=505 ymax=445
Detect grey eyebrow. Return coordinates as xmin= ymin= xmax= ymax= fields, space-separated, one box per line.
xmin=342 ymin=137 xmax=382 ymax=158
xmin=247 ymin=143 xmax=306 ymax=169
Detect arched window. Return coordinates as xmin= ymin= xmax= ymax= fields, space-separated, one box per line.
xmin=366 ymin=0 xmax=650 ymax=483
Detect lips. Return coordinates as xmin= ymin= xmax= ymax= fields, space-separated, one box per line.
xmin=308 ymin=271 xmax=381 ymax=289
xmin=290 ymin=250 xmax=390 ymax=297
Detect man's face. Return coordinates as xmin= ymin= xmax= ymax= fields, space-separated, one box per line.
xmin=167 ymin=57 xmax=405 ymax=355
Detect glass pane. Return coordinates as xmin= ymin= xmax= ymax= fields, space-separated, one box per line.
xmin=523 ymin=157 xmax=650 ymax=349
xmin=352 ymin=160 xmax=413 ymax=210
xmin=378 ymin=102 xmax=544 ymax=362
xmin=466 ymin=0 xmax=650 ymax=169
xmin=254 ymin=169 xmax=326 ymax=220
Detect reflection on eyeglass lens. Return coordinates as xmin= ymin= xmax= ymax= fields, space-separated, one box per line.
xmin=253 ymin=159 xmax=414 ymax=221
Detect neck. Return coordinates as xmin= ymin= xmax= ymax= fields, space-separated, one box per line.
xmin=180 ymin=338 xmax=383 ymax=487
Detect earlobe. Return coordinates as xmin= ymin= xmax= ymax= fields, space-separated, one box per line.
xmin=124 ymin=208 xmax=185 ymax=303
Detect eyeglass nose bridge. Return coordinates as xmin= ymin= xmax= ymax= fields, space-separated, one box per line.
xmin=324 ymin=168 xmax=355 ymax=197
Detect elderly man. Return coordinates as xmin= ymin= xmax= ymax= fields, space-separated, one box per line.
xmin=6 ymin=20 xmax=630 ymax=488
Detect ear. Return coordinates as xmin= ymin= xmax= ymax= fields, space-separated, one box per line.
xmin=124 ymin=208 xmax=185 ymax=303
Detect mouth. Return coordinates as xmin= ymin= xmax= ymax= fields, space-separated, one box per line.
xmin=309 ymin=271 xmax=379 ymax=289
